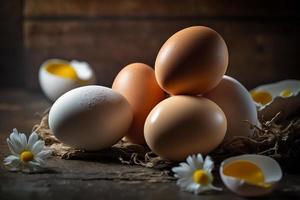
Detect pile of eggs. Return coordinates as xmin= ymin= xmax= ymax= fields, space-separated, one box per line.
xmin=45 ymin=26 xmax=284 ymax=197
xmin=47 ymin=26 xmax=258 ymax=160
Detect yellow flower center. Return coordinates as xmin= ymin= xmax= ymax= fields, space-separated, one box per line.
xmin=193 ymin=169 xmax=211 ymax=185
xmin=20 ymin=151 xmax=34 ymax=162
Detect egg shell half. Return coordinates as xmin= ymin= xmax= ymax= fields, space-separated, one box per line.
xmin=220 ymin=154 xmax=282 ymax=197
xmin=39 ymin=59 xmax=96 ymax=101
xmin=144 ymin=96 xmax=227 ymax=161
xmin=49 ymin=85 xmax=133 ymax=150
xmin=112 ymin=63 xmax=165 ymax=144
xmin=251 ymin=79 xmax=300 ymax=121
xmin=155 ymin=26 xmax=228 ymax=95
xmin=204 ymin=75 xmax=258 ymax=139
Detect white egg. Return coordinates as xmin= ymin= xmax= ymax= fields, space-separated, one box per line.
xmin=39 ymin=59 xmax=96 ymax=101
xmin=250 ymin=80 xmax=300 ymax=120
xmin=48 ymin=85 xmax=133 ymax=151
xmin=220 ymin=154 xmax=282 ymax=197
xmin=204 ymin=75 xmax=258 ymax=139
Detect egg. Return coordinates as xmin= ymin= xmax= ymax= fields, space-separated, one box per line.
xmin=250 ymin=80 xmax=300 ymax=120
xmin=144 ymin=96 xmax=227 ymax=161
xmin=112 ymin=63 xmax=165 ymax=144
xmin=48 ymin=85 xmax=133 ymax=151
xmin=39 ymin=59 xmax=96 ymax=101
xmin=220 ymin=154 xmax=282 ymax=197
xmin=155 ymin=26 xmax=228 ymax=95
xmin=204 ymin=75 xmax=258 ymax=139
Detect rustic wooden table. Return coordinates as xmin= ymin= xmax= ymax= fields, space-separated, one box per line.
xmin=0 ymin=89 xmax=300 ymax=200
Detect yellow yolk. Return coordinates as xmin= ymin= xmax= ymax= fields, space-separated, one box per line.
xmin=280 ymin=88 xmax=293 ymax=97
xmin=223 ymin=160 xmax=271 ymax=188
xmin=46 ymin=63 xmax=79 ymax=80
xmin=193 ymin=169 xmax=211 ymax=185
xmin=250 ymin=91 xmax=273 ymax=105
xmin=20 ymin=151 xmax=34 ymax=162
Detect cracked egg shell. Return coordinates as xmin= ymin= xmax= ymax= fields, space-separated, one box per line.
xmin=220 ymin=154 xmax=282 ymax=197
xmin=39 ymin=59 xmax=96 ymax=101
xmin=250 ymin=80 xmax=300 ymax=120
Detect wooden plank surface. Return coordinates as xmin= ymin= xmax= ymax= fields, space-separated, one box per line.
xmin=0 ymin=0 xmax=23 ymax=88
xmin=24 ymin=0 xmax=300 ymax=18
xmin=24 ymin=19 xmax=300 ymax=90
xmin=1 ymin=89 xmax=300 ymax=200
xmin=22 ymin=0 xmax=300 ymax=90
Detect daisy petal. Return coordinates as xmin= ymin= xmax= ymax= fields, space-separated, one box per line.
xmin=179 ymin=162 xmax=192 ymax=171
xmin=36 ymin=149 xmax=52 ymax=159
xmin=3 ymin=155 xmax=19 ymax=165
xmin=9 ymin=131 xmax=25 ymax=153
xmin=19 ymin=133 xmax=27 ymax=147
xmin=4 ymin=157 xmax=21 ymax=171
xmin=177 ymin=178 xmax=193 ymax=189
xmin=208 ymin=184 xmax=223 ymax=191
xmin=28 ymin=161 xmax=43 ymax=172
xmin=6 ymin=138 xmax=19 ymax=155
xmin=172 ymin=166 xmax=192 ymax=178
xmin=35 ymin=159 xmax=46 ymax=167
xmin=10 ymin=129 xmax=20 ymax=143
xmin=187 ymin=183 xmax=200 ymax=194
xmin=203 ymin=156 xmax=214 ymax=172
xmin=186 ymin=155 xmax=196 ymax=171
xmin=13 ymin=128 xmax=18 ymax=133
xmin=31 ymin=140 xmax=45 ymax=155
xmin=194 ymin=154 xmax=204 ymax=169
xmin=27 ymin=132 xmax=39 ymax=149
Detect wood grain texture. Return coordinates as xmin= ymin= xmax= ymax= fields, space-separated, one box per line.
xmin=24 ymin=0 xmax=300 ymax=18
xmin=0 ymin=0 xmax=23 ymax=88
xmin=24 ymin=19 xmax=300 ymax=90
xmin=0 ymin=90 xmax=300 ymax=200
xmin=0 ymin=0 xmax=22 ymax=17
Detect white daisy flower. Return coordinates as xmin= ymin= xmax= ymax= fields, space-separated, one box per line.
xmin=172 ymin=154 xmax=222 ymax=195
xmin=3 ymin=128 xmax=52 ymax=173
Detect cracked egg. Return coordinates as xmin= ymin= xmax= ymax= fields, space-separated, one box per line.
xmin=39 ymin=59 xmax=96 ymax=101
xmin=220 ymin=154 xmax=282 ymax=197
xmin=250 ymin=80 xmax=300 ymax=120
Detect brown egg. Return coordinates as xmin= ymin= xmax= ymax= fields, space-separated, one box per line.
xmin=144 ymin=96 xmax=227 ymax=161
xmin=112 ymin=63 xmax=165 ymax=144
xmin=204 ymin=75 xmax=258 ymax=140
xmin=155 ymin=26 xmax=228 ymax=95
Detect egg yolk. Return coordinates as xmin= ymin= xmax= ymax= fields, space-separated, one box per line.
xmin=280 ymin=88 xmax=293 ymax=97
xmin=46 ymin=63 xmax=79 ymax=80
xmin=250 ymin=91 xmax=272 ymax=105
xmin=223 ymin=160 xmax=271 ymax=188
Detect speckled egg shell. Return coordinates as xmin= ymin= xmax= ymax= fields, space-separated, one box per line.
xmin=49 ymin=85 xmax=133 ymax=150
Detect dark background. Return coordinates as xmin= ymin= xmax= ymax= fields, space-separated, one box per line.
xmin=1 ymin=0 xmax=300 ymax=91
xmin=1 ymin=2 xmax=300 ymax=199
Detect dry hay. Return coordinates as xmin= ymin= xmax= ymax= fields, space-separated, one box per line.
xmin=32 ymin=111 xmax=300 ymax=172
